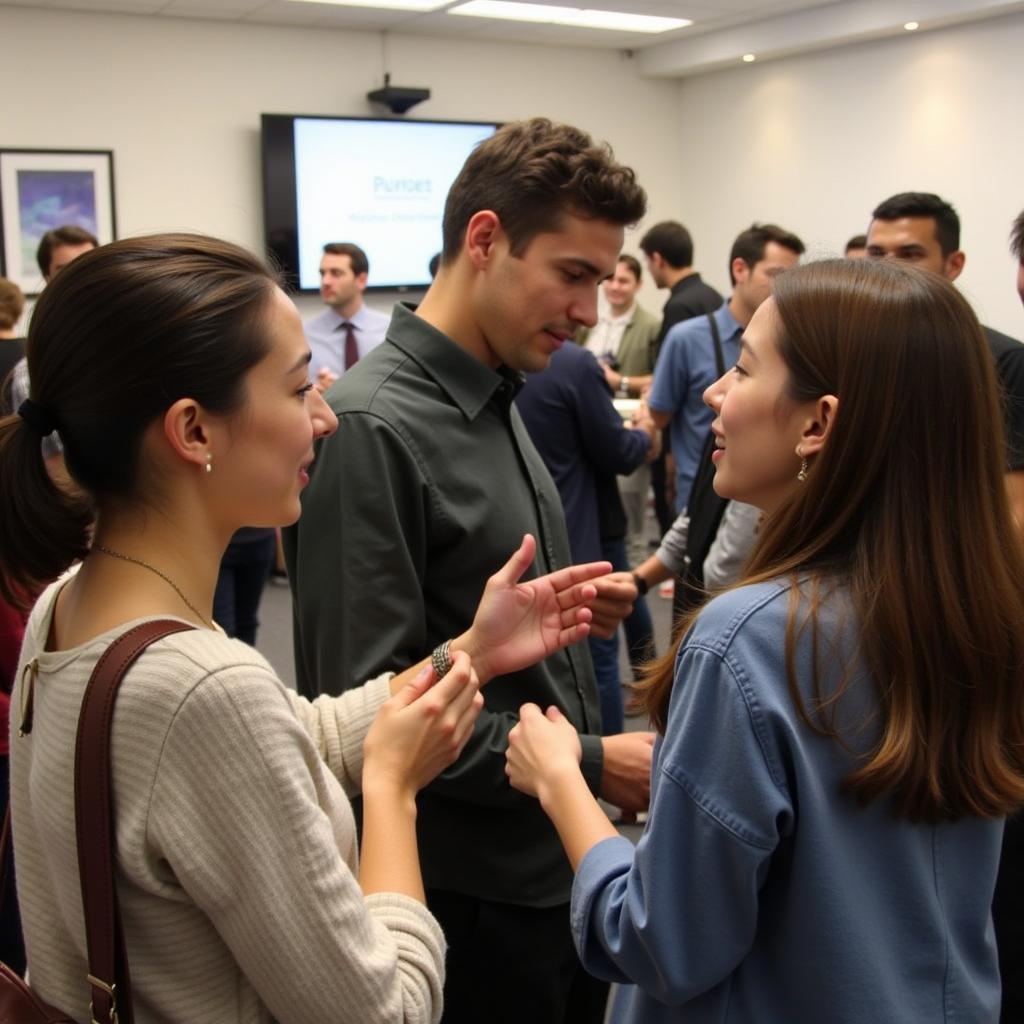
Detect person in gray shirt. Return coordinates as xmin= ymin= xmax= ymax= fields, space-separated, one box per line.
xmin=285 ymin=118 xmax=653 ymax=1024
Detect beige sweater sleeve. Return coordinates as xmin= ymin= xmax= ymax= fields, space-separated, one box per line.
xmin=146 ymin=663 xmax=444 ymax=1024
xmin=285 ymin=672 xmax=394 ymax=796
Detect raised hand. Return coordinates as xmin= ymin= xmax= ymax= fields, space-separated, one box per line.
xmin=454 ymin=534 xmax=611 ymax=684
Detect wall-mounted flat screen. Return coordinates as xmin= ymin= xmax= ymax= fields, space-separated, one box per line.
xmin=261 ymin=114 xmax=499 ymax=291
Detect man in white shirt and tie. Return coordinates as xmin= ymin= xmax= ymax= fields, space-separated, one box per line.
xmin=304 ymin=242 xmax=391 ymax=391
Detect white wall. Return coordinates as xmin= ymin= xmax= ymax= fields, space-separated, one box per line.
xmin=671 ymin=11 xmax=1024 ymax=337
xmin=1 ymin=6 xmax=681 ymax=323
xmin=6 ymin=7 xmax=1023 ymax=333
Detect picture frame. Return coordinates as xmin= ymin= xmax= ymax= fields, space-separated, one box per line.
xmin=0 ymin=148 xmax=116 ymax=295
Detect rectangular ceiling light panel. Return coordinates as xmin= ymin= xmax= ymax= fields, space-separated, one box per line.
xmin=285 ymin=0 xmax=448 ymax=11
xmin=449 ymin=1 xmax=691 ymax=33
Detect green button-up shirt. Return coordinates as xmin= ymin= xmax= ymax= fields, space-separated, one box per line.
xmin=285 ymin=303 xmax=603 ymax=907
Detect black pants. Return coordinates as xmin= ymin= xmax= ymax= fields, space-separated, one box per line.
xmin=212 ymin=532 xmax=276 ymax=645
xmin=428 ymin=889 xmax=608 ymax=1024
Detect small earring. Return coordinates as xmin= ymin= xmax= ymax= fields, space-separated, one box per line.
xmin=797 ymin=456 xmax=808 ymax=482
xmin=205 ymin=453 xmax=213 ymax=474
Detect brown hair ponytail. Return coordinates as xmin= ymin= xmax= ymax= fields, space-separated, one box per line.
xmin=0 ymin=412 xmax=91 ymax=607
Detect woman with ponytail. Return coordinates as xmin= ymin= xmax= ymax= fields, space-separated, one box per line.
xmin=2 ymin=234 xmax=605 ymax=1023
xmin=506 ymin=258 xmax=1024 ymax=1022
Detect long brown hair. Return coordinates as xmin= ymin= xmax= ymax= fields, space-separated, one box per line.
xmin=637 ymin=258 xmax=1024 ymax=823
xmin=0 ymin=233 xmax=279 ymax=608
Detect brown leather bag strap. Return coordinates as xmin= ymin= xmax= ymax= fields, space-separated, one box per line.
xmin=74 ymin=619 xmax=194 ymax=1024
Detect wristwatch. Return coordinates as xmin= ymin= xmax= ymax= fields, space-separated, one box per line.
xmin=631 ymin=572 xmax=649 ymax=596
xmin=619 ymin=376 xmax=631 ymax=397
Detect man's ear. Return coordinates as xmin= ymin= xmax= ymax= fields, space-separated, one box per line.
xmin=731 ymin=257 xmax=749 ymax=286
xmin=465 ymin=211 xmax=503 ymax=271
xmin=944 ymin=249 xmax=965 ymax=282
xmin=798 ymin=394 xmax=839 ymax=458
xmin=162 ymin=398 xmax=213 ymax=472
xmin=356 ymin=271 xmax=369 ymax=291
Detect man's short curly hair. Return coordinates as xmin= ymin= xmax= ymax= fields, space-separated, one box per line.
xmin=441 ymin=118 xmax=646 ymax=265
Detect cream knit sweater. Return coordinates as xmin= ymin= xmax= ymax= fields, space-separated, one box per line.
xmin=9 ymin=578 xmax=445 ymax=1024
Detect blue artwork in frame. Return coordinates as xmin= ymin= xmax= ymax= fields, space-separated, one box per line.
xmin=0 ymin=149 xmax=115 ymax=295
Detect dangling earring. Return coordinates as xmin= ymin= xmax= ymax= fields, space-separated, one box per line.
xmin=205 ymin=453 xmax=213 ymax=474
xmin=797 ymin=455 xmax=808 ymax=482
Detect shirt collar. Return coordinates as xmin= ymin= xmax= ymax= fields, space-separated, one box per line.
xmin=715 ymin=297 xmax=744 ymax=339
xmin=323 ymin=303 xmax=375 ymax=330
xmin=386 ymin=303 xmax=515 ymax=420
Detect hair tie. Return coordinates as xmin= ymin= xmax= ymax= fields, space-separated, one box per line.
xmin=17 ymin=399 xmax=57 ymax=437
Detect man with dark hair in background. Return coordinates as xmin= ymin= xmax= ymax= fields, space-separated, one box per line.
xmin=287 ymin=118 xmax=653 ymax=1024
xmin=638 ymin=221 xmax=724 ymax=536
xmin=648 ymin=222 xmax=804 ymax=516
xmin=304 ymin=241 xmax=390 ymax=392
xmin=35 ymin=224 xmax=98 ymax=283
xmin=639 ymin=220 xmax=723 ymax=343
xmin=866 ymin=192 xmax=1024 ymax=530
xmin=580 ymin=254 xmax=660 ymax=399
xmin=844 ymin=233 xmax=868 ymax=259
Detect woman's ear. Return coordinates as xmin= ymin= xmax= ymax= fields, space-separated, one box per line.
xmin=798 ymin=394 xmax=838 ymax=458
xmin=161 ymin=398 xmax=212 ymax=472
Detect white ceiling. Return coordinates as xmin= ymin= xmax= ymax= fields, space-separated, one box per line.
xmin=3 ymin=0 xmax=1024 ymax=73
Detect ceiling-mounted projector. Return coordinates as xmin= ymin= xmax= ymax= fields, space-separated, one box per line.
xmin=367 ymin=75 xmax=431 ymax=115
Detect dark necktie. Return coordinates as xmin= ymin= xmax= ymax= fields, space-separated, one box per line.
xmin=343 ymin=322 xmax=358 ymax=370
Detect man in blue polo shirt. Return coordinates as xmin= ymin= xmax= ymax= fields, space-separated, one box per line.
xmin=648 ymin=222 xmax=804 ymax=513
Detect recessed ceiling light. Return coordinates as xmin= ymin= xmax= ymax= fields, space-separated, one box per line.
xmin=285 ymin=0 xmax=448 ymax=10
xmin=742 ymin=53 xmax=756 ymax=62
xmin=904 ymin=21 xmax=919 ymax=30
xmin=448 ymin=1 xmax=691 ymax=33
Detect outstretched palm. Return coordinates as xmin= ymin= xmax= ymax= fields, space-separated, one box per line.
xmin=462 ymin=535 xmax=610 ymax=684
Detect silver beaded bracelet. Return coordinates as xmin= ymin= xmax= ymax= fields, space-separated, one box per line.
xmin=431 ymin=638 xmax=453 ymax=679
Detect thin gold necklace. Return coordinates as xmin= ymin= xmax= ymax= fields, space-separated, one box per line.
xmin=92 ymin=544 xmax=212 ymax=628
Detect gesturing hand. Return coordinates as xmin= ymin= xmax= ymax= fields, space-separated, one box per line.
xmin=363 ymin=651 xmax=482 ymax=797
xmin=587 ymin=571 xmax=639 ymax=640
xmin=455 ymin=534 xmax=611 ymax=684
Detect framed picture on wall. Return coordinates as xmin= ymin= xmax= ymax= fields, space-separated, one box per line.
xmin=0 ymin=148 xmax=116 ymax=295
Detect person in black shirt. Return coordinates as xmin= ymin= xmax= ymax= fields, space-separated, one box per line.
xmin=638 ymin=221 xmax=724 ymax=534
xmin=639 ymin=220 xmax=724 ymax=347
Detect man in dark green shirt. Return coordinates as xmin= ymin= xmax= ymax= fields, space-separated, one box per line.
xmin=286 ymin=118 xmax=653 ymax=1024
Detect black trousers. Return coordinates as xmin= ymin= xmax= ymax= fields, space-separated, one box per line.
xmin=428 ymin=889 xmax=608 ymax=1024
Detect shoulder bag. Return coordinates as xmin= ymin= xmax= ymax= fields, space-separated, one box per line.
xmin=0 ymin=619 xmax=193 ymax=1024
